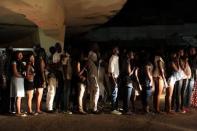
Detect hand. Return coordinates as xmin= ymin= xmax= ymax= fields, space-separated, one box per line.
xmin=138 ymin=84 xmax=142 ymax=91
xmin=164 ymin=79 xmax=168 ymax=88
xmin=42 ymin=81 xmax=47 ymax=88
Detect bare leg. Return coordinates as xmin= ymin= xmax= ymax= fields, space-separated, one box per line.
xmin=78 ymin=84 xmax=85 ymax=112
xmin=155 ymin=78 xmax=164 ymax=112
xmin=16 ymin=97 xmax=21 ymax=114
xmin=36 ymin=88 xmax=43 ymax=113
xmin=165 ymin=84 xmax=174 ymax=113
xmin=27 ymin=90 xmax=34 ymax=113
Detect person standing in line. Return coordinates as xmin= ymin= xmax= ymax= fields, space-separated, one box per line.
xmin=171 ymin=48 xmax=185 ymax=113
xmin=122 ymin=51 xmax=137 ymax=114
xmin=179 ymin=51 xmax=191 ymax=113
xmin=88 ymin=50 xmax=100 ymax=114
xmin=61 ymin=47 xmax=73 ymax=114
xmin=108 ymin=46 xmax=122 ymax=115
xmin=0 ymin=48 xmax=12 ymax=114
xmin=46 ymin=46 xmax=57 ymax=113
xmin=153 ymin=49 xmax=167 ymax=114
xmin=137 ymin=51 xmax=153 ymax=113
xmin=10 ymin=52 xmax=26 ymax=117
xmin=188 ymin=47 xmax=197 ymax=108
xmin=165 ymin=51 xmax=187 ymax=114
xmin=53 ymin=43 xmax=64 ymax=112
xmin=25 ymin=53 xmax=36 ymax=115
xmin=34 ymin=48 xmax=47 ymax=114
xmin=5 ymin=47 xmax=15 ymax=114
xmin=76 ymin=52 xmax=88 ymax=114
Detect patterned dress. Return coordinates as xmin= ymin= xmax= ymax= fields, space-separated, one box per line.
xmin=191 ymin=81 xmax=197 ymax=107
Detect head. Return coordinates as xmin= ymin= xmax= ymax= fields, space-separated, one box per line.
xmin=55 ymin=42 xmax=62 ymax=53
xmin=28 ymin=53 xmax=35 ymax=64
xmin=37 ymin=48 xmax=47 ymax=60
xmin=65 ymin=45 xmax=72 ymax=54
xmin=16 ymin=52 xmax=23 ymax=61
xmin=170 ymin=51 xmax=177 ymax=60
xmin=178 ymin=48 xmax=184 ymax=57
xmin=127 ymin=51 xmax=134 ymax=59
xmin=189 ymin=47 xmax=196 ymax=56
xmin=6 ymin=46 xmax=13 ymax=54
xmin=88 ymin=51 xmax=98 ymax=62
xmin=112 ymin=47 xmax=119 ymax=55
xmin=49 ymin=46 xmax=56 ymax=55
xmin=33 ymin=44 xmax=41 ymax=55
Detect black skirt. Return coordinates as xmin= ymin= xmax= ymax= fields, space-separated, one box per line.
xmin=24 ymin=79 xmax=34 ymax=91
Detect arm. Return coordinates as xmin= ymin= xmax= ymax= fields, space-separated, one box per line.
xmin=40 ymin=59 xmax=46 ymax=84
xmin=157 ymin=60 xmax=167 ymax=85
xmin=135 ymin=68 xmax=142 ymax=91
xmin=127 ymin=61 xmax=135 ymax=76
xmin=12 ymin=63 xmax=22 ymax=77
xmin=108 ymin=56 xmax=117 ymax=85
xmin=185 ymin=61 xmax=192 ymax=79
xmin=171 ymin=62 xmax=179 ymax=72
xmin=77 ymin=62 xmax=86 ymax=81
xmin=26 ymin=64 xmax=33 ymax=80
xmin=146 ymin=64 xmax=153 ymax=87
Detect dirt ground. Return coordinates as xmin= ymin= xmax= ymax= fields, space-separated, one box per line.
xmin=0 ymin=92 xmax=197 ymax=131
xmin=0 ymin=109 xmax=197 ymax=131
xmin=1 ymin=95 xmax=197 ymax=131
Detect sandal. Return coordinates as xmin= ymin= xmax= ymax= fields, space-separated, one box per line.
xmin=27 ymin=112 xmax=36 ymax=116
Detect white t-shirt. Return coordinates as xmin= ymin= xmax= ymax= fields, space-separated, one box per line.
xmin=53 ymin=52 xmax=61 ymax=64
xmin=108 ymin=55 xmax=119 ymax=78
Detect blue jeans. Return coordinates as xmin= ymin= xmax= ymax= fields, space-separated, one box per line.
xmin=142 ymin=88 xmax=152 ymax=110
xmin=111 ymin=84 xmax=118 ymax=110
xmin=183 ymin=78 xmax=194 ymax=107
xmin=123 ymin=85 xmax=133 ymax=112
xmin=172 ymin=79 xmax=183 ymax=111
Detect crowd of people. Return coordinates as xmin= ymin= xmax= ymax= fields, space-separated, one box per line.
xmin=0 ymin=42 xmax=197 ymax=117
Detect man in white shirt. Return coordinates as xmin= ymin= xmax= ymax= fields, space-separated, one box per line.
xmin=108 ymin=47 xmax=122 ymax=115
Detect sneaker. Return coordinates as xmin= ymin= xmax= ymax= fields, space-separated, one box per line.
xmin=15 ymin=113 xmax=27 ymax=117
xmin=181 ymin=110 xmax=186 ymax=114
xmin=184 ymin=108 xmax=190 ymax=112
xmin=111 ymin=110 xmax=122 ymax=115
xmin=63 ymin=111 xmax=72 ymax=115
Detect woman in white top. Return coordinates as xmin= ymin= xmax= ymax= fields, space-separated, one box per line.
xmin=10 ymin=52 xmax=26 ymax=117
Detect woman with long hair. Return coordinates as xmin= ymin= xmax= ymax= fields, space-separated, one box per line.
xmin=153 ymin=49 xmax=167 ymax=113
xmin=25 ymin=53 xmax=36 ymax=115
xmin=34 ymin=48 xmax=47 ymax=114
xmin=165 ymin=51 xmax=186 ymax=114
